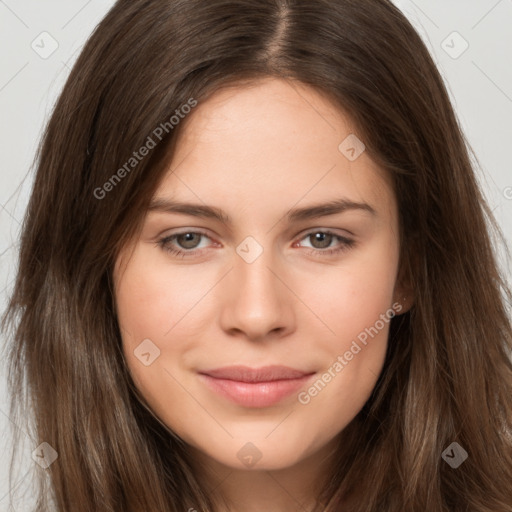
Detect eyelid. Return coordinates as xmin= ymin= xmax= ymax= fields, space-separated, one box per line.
xmin=158 ymin=227 xmax=218 ymax=244
xmin=296 ymin=226 xmax=354 ymax=239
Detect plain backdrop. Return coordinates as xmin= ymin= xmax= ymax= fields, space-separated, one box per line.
xmin=0 ymin=0 xmax=511 ymax=509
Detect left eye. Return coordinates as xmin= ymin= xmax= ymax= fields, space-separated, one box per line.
xmin=157 ymin=229 xmax=354 ymax=258
xmin=294 ymin=230 xmax=355 ymax=256
xmin=298 ymin=231 xmax=341 ymax=249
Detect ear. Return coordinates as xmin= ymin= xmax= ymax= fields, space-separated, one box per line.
xmin=392 ymin=244 xmax=416 ymax=315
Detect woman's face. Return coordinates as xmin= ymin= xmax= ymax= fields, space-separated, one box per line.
xmin=114 ymin=77 xmax=406 ymax=472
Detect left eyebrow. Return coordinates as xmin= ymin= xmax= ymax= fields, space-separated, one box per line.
xmin=286 ymin=198 xmax=377 ymax=222
xmin=147 ymin=197 xmax=377 ymax=225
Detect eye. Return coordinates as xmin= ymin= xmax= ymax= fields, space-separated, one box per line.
xmin=157 ymin=230 xmax=215 ymax=258
xmin=156 ymin=228 xmax=355 ymax=259
xmin=294 ymin=230 xmax=355 ymax=256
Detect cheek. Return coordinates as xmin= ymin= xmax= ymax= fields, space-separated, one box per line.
xmin=289 ymin=239 xmax=397 ymax=417
xmin=114 ymin=258 xmax=210 ymax=429
xmin=296 ymin=239 xmax=399 ymax=349
xmin=115 ymin=255 xmax=214 ymax=346
xmin=114 ymin=251 xmax=226 ymax=402
xmin=295 ymin=272 xmax=394 ymax=441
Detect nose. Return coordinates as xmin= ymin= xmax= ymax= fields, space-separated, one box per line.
xmin=218 ymin=245 xmax=296 ymax=342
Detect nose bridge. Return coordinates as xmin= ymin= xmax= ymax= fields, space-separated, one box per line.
xmin=218 ymin=237 xmax=294 ymax=339
xmin=234 ymin=239 xmax=283 ymax=310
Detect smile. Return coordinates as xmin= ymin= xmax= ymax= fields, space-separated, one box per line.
xmin=198 ymin=365 xmax=316 ymax=408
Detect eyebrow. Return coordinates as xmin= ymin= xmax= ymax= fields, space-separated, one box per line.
xmin=147 ymin=197 xmax=377 ymax=224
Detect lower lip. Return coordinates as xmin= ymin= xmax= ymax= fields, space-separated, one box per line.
xmin=199 ymin=374 xmax=315 ymax=408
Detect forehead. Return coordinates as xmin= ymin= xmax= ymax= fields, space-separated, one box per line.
xmin=154 ymin=78 xmax=396 ymax=226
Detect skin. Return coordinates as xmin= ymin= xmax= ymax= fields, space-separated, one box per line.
xmin=113 ymin=77 xmax=412 ymax=512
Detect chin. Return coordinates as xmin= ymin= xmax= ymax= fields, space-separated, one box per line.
xmin=198 ymin=434 xmax=318 ymax=472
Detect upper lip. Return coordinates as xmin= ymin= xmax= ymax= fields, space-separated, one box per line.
xmin=200 ymin=365 xmax=313 ymax=383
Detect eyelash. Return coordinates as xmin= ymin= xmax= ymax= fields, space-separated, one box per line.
xmin=156 ymin=229 xmax=355 ymax=259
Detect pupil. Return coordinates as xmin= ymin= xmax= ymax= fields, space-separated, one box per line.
xmin=178 ymin=233 xmax=200 ymax=249
xmin=311 ymin=232 xmax=331 ymax=249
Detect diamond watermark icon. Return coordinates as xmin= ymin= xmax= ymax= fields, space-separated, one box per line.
xmin=31 ymin=32 xmax=59 ymax=59
xmin=32 ymin=442 xmax=58 ymax=469
xmin=134 ymin=338 xmax=161 ymax=366
xmin=236 ymin=236 xmax=263 ymax=264
xmin=441 ymin=31 xmax=469 ymax=60
xmin=237 ymin=442 xmax=263 ymax=468
xmin=441 ymin=441 xmax=468 ymax=468
xmin=338 ymin=134 xmax=366 ymax=161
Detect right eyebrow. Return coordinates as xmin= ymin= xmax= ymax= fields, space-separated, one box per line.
xmin=148 ymin=198 xmax=231 ymax=224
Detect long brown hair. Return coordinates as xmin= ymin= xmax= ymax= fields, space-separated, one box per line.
xmin=2 ymin=0 xmax=512 ymax=510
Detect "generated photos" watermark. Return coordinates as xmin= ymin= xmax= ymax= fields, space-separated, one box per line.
xmin=94 ymin=98 xmax=198 ymax=200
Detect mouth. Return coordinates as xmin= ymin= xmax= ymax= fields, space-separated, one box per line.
xmin=198 ymin=365 xmax=316 ymax=408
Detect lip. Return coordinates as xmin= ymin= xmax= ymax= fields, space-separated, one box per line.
xmin=198 ymin=365 xmax=315 ymax=408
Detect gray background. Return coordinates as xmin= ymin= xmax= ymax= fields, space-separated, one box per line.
xmin=0 ymin=0 xmax=511 ymax=509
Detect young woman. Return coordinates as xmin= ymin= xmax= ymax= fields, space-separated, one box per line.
xmin=2 ymin=0 xmax=512 ymax=510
